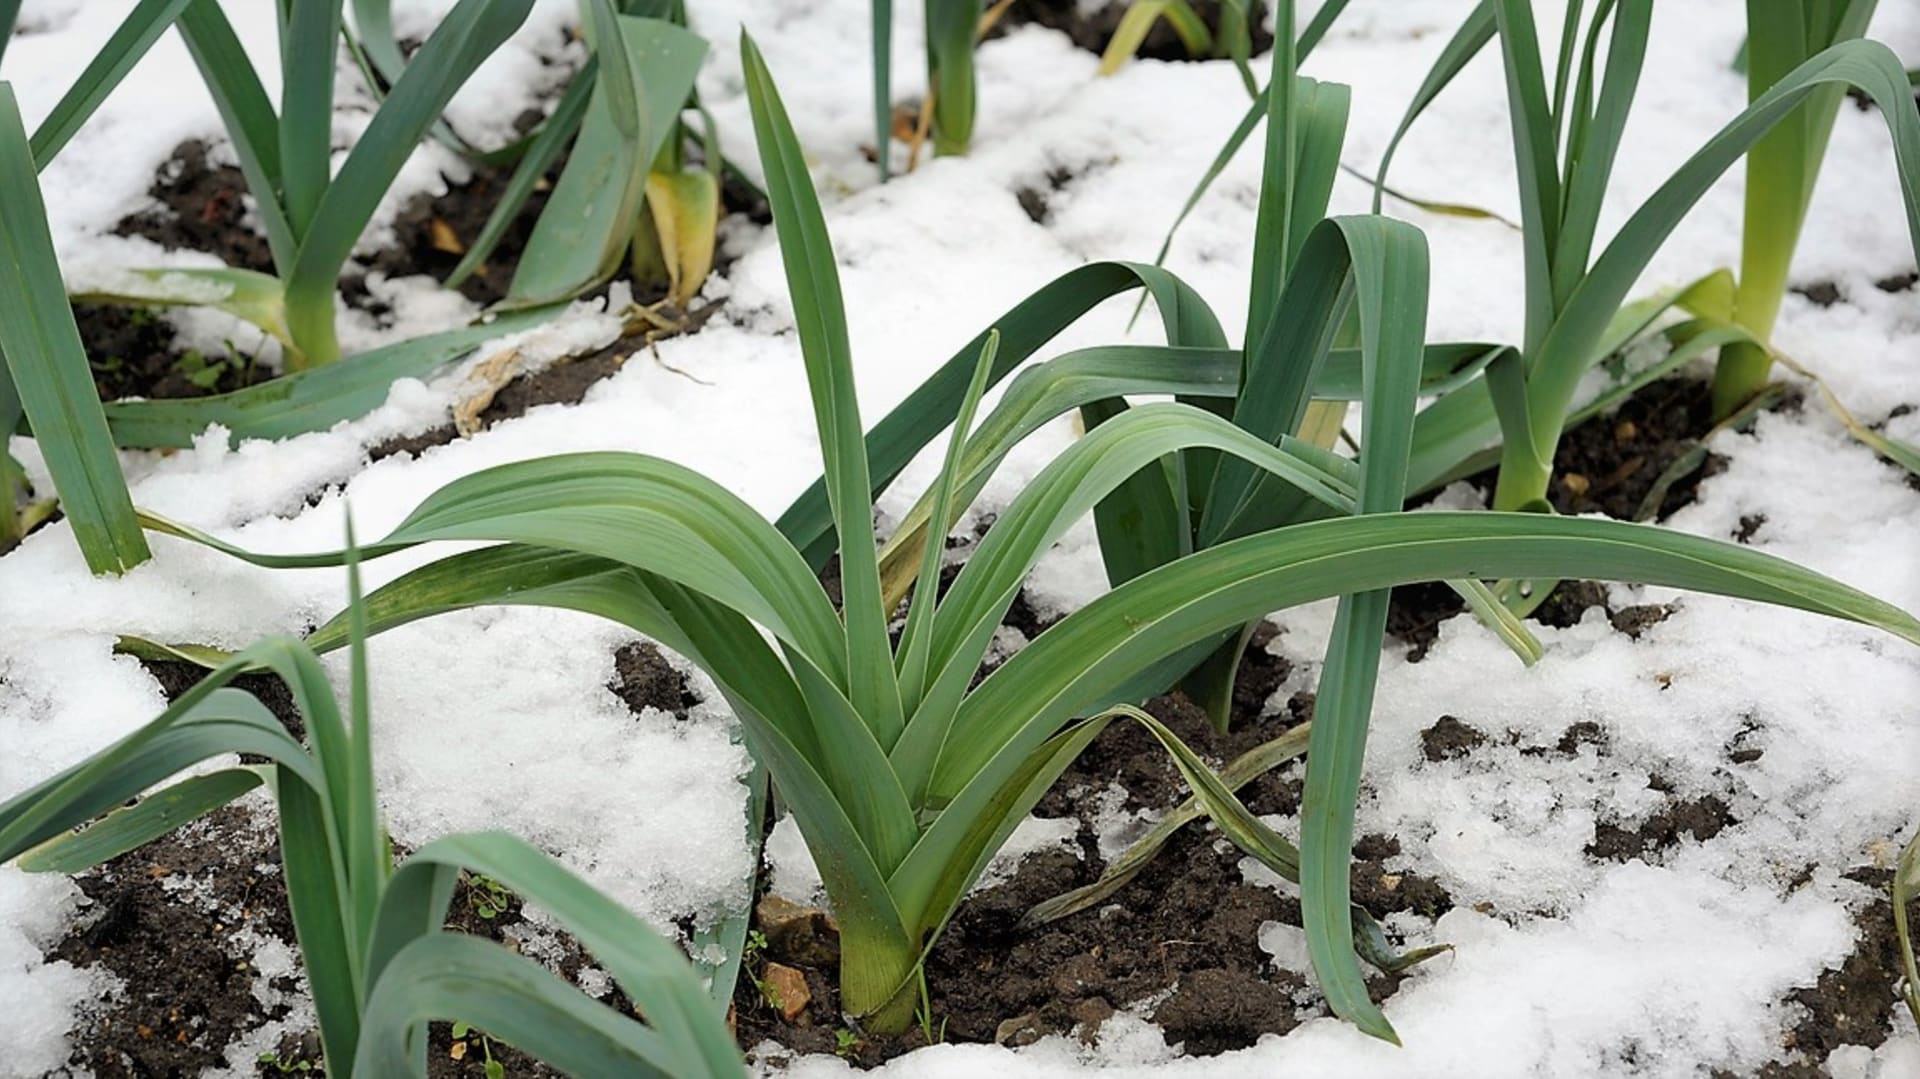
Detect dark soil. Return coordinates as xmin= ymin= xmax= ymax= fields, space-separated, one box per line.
xmin=139 ymin=659 xmax=305 ymax=742
xmin=1740 ymin=867 xmax=1920 ymax=1079
xmin=46 ymin=657 xmax=623 ymax=1077
xmin=54 ymin=806 xmax=299 ymax=1079
xmin=1385 ymin=576 xmax=1676 ymax=664
xmin=1398 ymin=714 xmax=1919 ymax=1079
xmin=88 ymin=133 xmax=732 ymax=412
xmin=48 ymin=794 xmax=616 ymax=1079
xmin=363 ymin=309 xmax=720 ymax=463
xmin=1418 ymin=714 xmax=1744 ymax=867
xmin=1384 ymin=375 xmax=1713 ymax=660
xmin=738 ymin=632 xmax=1450 ymax=1068
xmin=115 ymin=141 xmax=277 ymax=275
xmin=1016 ymin=166 xmax=1076 ymax=225
xmin=76 ymin=304 xmax=277 ymax=402
xmin=1787 ymin=272 xmax=1920 ymax=311
xmin=1420 ymin=714 xmax=1487 ymax=762
xmin=1585 ymin=792 xmax=1735 ymax=862
xmin=48 ymin=663 xmax=309 ymax=1075
xmin=995 ymin=0 xmax=1274 ymax=61
xmin=356 ymin=156 xmax=553 ymax=311
xmin=1523 ymin=376 xmax=1727 ymax=521
xmin=69 ymin=140 xmax=286 ymax=407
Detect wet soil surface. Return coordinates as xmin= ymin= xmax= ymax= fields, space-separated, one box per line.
xmin=995 ymin=0 xmax=1274 ymax=61
xmin=738 ymin=624 xmax=1452 ymax=1068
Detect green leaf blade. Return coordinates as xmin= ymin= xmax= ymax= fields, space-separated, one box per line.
xmin=0 ymin=83 xmax=150 ymax=574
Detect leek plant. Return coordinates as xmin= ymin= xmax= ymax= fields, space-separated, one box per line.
xmin=862 ymin=1 xmax=1540 ymax=732
xmin=29 ymin=0 xmax=538 ymax=370
xmin=5 ymin=51 xmax=558 ymax=567
xmin=0 ymin=0 xmax=575 ymax=562
xmin=0 ymin=555 xmax=746 ymax=1077
xmin=1711 ymin=1 xmax=1880 ymax=419
xmin=356 ymin=0 xmax=721 ymax=309
xmin=124 ymin=38 xmax=1920 ymax=1045
xmin=1373 ymin=0 xmax=1920 ymax=515
xmin=872 ymin=0 xmax=985 ymax=174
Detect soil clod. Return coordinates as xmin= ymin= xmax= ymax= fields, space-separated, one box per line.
xmin=609 ymin=641 xmax=701 ymax=720
xmin=1586 ymin=792 xmax=1735 ymax=862
xmin=1421 ymin=714 xmax=1489 ymax=762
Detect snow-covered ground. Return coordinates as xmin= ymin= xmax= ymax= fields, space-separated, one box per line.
xmin=2 ymin=0 xmax=1918 ymax=1075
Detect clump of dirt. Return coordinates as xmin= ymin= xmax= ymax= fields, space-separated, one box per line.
xmin=1550 ymin=720 xmax=1609 ymax=757
xmin=738 ymin=639 xmax=1448 ymax=1067
xmin=994 ymin=0 xmax=1274 ymax=61
xmin=1530 ymin=579 xmax=1612 ymax=629
xmin=1350 ymin=833 xmax=1453 ymax=921
xmin=609 ymin=641 xmax=701 ymax=719
xmin=54 ymin=806 xmax=299 ymax=1078
xmin=1608 ymin=603 xmax=1674 ymax=639
xmin=114 ymin=140 xmax=277 ymax=275
xmin=1384 ymin=580 xmax=1466 ymax=662
xmin=1724 ymin=722 xmax=1766 ymax=766
xmin=1526 ymin=582 xmax=1674 ymax=640
xmin=1793 ymin=281 xmax=1845 ymax=308
xmin=1421 ymin=714 xmax=1488 ymax=762
xmin=1015 ymin=165 xmax=1076 ymax=225
xmin=1585 ymin=789 xmax=1735 ymax=863
xmin=1149 ymin=967 xmax=1299 ymax=1056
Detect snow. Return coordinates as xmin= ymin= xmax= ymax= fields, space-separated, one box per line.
xmin=3 ymin=0 xmax=1919 ymax=1075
